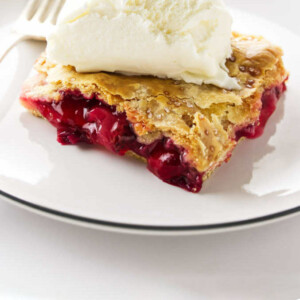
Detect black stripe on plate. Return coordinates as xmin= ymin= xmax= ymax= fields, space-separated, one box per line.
xmin=0 ymin=190 xmax=299 ymax=232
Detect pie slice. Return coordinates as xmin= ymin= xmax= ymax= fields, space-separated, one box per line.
xmin=20 ymin=33 xmax=288 ymax=193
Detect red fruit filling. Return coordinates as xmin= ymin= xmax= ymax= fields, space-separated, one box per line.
xmin=21 ymin=81 xmax=286 ymax=193
xmin=235 ymin=82 xmax=286 ymax=140
xmin=22 ymin=90 xmax=203 ymax=193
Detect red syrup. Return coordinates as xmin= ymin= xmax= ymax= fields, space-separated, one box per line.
xmin=235 ymin=82 xmax=286 ymax=140
xmin=22 ymin=81 xmax=286 ymax=193
xmin=24 ymin=90 xmax=203 ymax=192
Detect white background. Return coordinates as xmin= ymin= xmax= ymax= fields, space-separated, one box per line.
xmin=0 ymin=1 xmax=299 ymax=299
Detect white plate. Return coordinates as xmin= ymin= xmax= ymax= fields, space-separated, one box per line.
xmin=0 ymin=2 xmax=299 ymax=235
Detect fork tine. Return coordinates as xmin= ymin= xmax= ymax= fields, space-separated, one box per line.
xmin=33 ymin=0 xmax=52 ymax=22
xmin=46 ymin=0 xmax=66 ymax=25
xmin=19 ymin=0 xmax=39 ymax=20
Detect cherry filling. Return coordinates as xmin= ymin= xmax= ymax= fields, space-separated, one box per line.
xmin=24 ymin=90 xmax=203 ymax=193
xmin=22 ymin=81 xmax=286 ymax=193
xmin=235 ymin=82 xmax=286 ymax=140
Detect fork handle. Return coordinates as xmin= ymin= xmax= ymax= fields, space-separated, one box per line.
xmin=0 ymin=33 xmax=28 ymax=64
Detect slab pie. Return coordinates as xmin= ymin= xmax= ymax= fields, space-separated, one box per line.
xmin=20 ymin=33 xmax=288 ymax=192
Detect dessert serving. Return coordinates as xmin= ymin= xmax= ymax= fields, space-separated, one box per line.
xmin=20 ymin=0 xmax=288 ymax=193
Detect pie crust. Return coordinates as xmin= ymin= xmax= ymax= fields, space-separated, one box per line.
xmin=20 ymin=33 xmax=288 ymax=192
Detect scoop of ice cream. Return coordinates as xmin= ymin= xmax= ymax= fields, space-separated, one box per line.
xmin=47 ymin=0 xmax=239 ymax=89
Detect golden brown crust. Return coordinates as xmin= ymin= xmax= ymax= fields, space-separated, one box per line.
xmin=21 ymin=33 xmax=288 ymax=177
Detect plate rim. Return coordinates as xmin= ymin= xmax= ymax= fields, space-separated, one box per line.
xmin=1 ymin=190 xmax=299 ymax=233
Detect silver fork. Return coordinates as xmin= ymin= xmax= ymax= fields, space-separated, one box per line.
xmin=0 ymin=0 xmax=65 ymax=63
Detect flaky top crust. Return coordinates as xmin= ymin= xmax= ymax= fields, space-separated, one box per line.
xmin=22 ymin=33 xmax=288 ymax=177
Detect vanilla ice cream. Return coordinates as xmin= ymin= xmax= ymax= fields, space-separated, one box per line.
xmin=47 ymin=0 xmax=239 ymax=89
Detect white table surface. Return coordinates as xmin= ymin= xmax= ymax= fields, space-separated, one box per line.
xmin=0 ymin=1 xmax=299 ymax=299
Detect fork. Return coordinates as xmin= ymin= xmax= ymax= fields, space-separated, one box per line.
xmin=0 ymin=0 xmax=65 ymax=63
